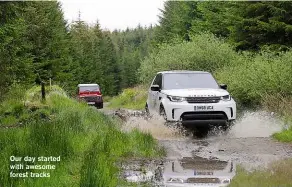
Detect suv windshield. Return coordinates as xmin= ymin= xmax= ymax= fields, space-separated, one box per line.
xmin=163 ymin=73 xmax=219 ymax=90
xmin=79 ymin=86 xmax=99 ymax=92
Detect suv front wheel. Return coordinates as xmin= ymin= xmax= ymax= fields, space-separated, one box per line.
xmin=95 ymin=102 xmax=103 ymax=109
xmin=159 ymin=105 xmax=167 ymax=121
xmin=145 ymin=103 xmax=150 ymax=115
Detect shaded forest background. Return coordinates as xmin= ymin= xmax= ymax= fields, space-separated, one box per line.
xmin=2 ymin=1 xmax=292 ymax=99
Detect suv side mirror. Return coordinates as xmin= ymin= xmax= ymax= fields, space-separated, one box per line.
xmin=151 ymin=85 xmax=160 ymax=92
xmin=220 ymin=84 xmax=227 ymax=90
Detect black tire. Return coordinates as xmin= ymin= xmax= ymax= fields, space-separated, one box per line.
xmin=145 ymin=103 xmax=150 ymax=115
xmin=95 ymin=102 xmax=103 ymax=109
xmin=159 ymin=105 xmax=167 ymax=121
xmin=222 ymin=120 xmax=234 ymax=131
xmin=193 ymin=126 xmax=210 ymax=138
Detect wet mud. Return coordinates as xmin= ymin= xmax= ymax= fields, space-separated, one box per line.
xmin=103 ymin=108 xmax=292 ymax=186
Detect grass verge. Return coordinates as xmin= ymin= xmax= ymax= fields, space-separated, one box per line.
xmin=0 ymin=85 xmax=164 ymax=187
xmin=261 ymin=94 xmax=292 ymax=142
xmin=229 ymin=159 xmax=292 ymax=187
xmin=108 ymin=85 xmax=148 ymax=110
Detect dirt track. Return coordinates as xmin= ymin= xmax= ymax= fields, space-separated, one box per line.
xmin=103 ymin=108 xmax=292 ymax=186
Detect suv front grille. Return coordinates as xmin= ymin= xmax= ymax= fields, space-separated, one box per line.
xmin=186 ymin=97 xmax=220 ymax=103
xmin=83 ymin=96 xmax=99 ymax=102
xmin=186 ymin=178 xmax=221 ymax=184
xmin=181 ymin=111 xmax=227 ymax=121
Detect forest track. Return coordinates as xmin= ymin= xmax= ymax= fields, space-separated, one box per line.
xmin=101 ymin=108 xmax=292 ymax=186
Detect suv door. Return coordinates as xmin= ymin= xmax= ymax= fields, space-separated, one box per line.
xmin=152 ymin=73 xmax=162 ymax=111
xmin=148 ymin=75 xmax=158 ymax=110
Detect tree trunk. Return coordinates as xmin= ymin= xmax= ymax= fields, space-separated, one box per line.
xmin=41 ymin=82 xmax=46 ymax=101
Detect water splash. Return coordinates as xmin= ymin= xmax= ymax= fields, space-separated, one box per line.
xmin=122 ymin=114 xmax=185 ymax=140
xmin=228 ymin=110 xmax=284 ymax=138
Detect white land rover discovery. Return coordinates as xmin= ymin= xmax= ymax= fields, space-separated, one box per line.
xmin=146 ymin=71 xmax=236 ymax=127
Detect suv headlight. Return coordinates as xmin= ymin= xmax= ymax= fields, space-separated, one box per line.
xmin=221 ymin=95 xmax=231 ymax=101
xmin=167 ymin=95 xmax=186 ymax=102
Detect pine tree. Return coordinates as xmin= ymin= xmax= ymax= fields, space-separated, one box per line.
xmin=109 ymin=26 xmax=154 ymax=89
xmin=155 ymin=1 xmax=200 ymax=43
xmin=191 ymin=2 xmax=232 ymax=37
xmin=0 ymin=2 xmax=33 ymax=99
xmin=23 ymin=1 xmax=72 ymax=85
xmin=229 ymin=1 xmax=292 ymax=51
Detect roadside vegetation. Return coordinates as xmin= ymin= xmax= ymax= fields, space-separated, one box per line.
xmin=0 ymin=86 xmax=164 ymax=187
xmin=229 ymin=159 xmax=292 ymax=187
xmin=108 ymin=85 xmax=148 ymax=110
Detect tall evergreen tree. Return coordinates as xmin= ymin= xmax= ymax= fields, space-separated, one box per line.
xmin=229 ymin=1 xmax=292 ymax=51
xmin=155 ymin=1 xmax=200 ymax=43
xmin=23 ymin=1 xmax=72 ymax=84
xmin=0 ymin=2 xmax=33 ymax=99
xmin=191 ymin=2 xmax=232 ymax=37
xmin=110 ymin=26 xmax=154 ymax=89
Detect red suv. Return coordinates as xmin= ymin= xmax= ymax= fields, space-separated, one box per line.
xmin=77 ymin=84 xmax=103 ymax=109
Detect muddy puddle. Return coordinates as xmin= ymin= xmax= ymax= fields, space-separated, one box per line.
xmin=105 ymin=109 xmax=292 ymax=186
xmin=119 ymin=155 xmax=234 ymax=187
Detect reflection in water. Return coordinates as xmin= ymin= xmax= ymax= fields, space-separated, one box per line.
xmin=163 ymin=156 xmax=234 ymax=187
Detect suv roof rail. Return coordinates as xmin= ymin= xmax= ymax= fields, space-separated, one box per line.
xmin=78 ymin=83 xmax=99 ymax=87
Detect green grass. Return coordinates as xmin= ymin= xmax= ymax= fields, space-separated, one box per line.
xmin=273 ymin=129 xmax=292 ymax=142
xmin=108 ymin=85 xmax=147 ymax=110
xmin=102 ymin=95 xmax=112 ymax=102
xmin=261 ymin=94 xmax=292 ymax=142
xmin=0 ymin=85 xmax=164 ymax=187
xmin=229 ymin=159 xmax=292 ymax=187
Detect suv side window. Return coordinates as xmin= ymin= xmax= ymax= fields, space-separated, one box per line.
xmin=157 ymin=74 xmax=162 ymax=89
xmin=152 ymin=75 xmax=158 ymax=85
xmin=152 ymin=74 xmax=162 ymax=88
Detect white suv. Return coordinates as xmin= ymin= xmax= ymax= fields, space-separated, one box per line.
xmin=146 ymin=71 xmax=236 ymax=127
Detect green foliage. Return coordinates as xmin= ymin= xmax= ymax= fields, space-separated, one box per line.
xmin=0 ymin=1 xmax=73 ymax=98
xmin=155 ymin=1 xmax=200 ymax=43
xmin=69 ymin=21 xmax=121 ymax=96
xmin=23 ymin=2 xmax=72 ymax=84
xmin=108 ymin=86 xmax=147 ymax=110
xmin=155 ymin=1 xmax=292 ymax=51
xmin=262 ymin=95 xmax=292 ymax=142
xmin=0 ymin=2 xmax=34 ymax=99
xmin=228 ymin=2 xmax=292 ymax=51
xmin=216 ymin=51 xmax=292 ymax=106
xmin=273 ymin=129 xmax=292 ymax=143
xmin=139 ymin=33 xmax=237 ymax=83
xmin=191 ymin=2 xmax=233 ymax=37
xmin=0 ymin=86 xmax=164 ymax=186
xmin=0 ymin=84 xmax=26 ymax=126
xmin=111 ymin=26 xmax=155 ymax=89
xmin=139 ymin=32 xmax=292 ymax=107
xmin=230 ymin=160 xmax=292 ymax=186
xmin=102 ymin=95 xmax=112 ymax=102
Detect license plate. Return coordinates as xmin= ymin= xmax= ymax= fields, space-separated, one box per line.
xmin=87 ymin=102 xmax=95 ymax=105
xmin=194 ymin=170 xmax=214 ymax=175
xmin=194 ymin=106 xmax=213 ymax=111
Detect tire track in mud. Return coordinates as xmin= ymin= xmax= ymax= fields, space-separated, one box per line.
xmin=103 ymin=108 xmax=292 ymax=186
